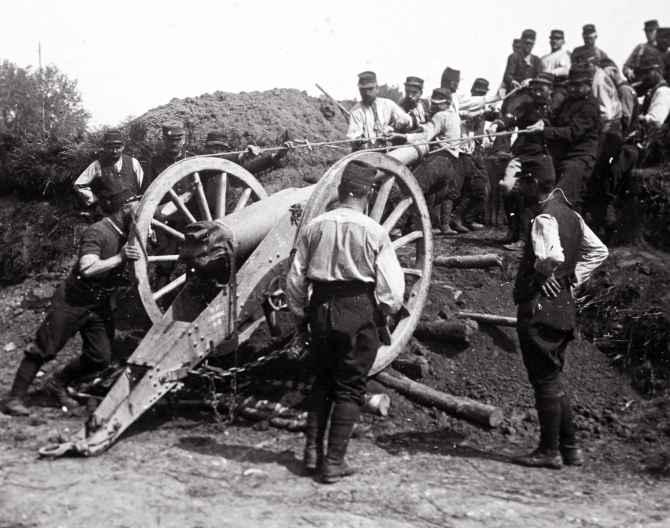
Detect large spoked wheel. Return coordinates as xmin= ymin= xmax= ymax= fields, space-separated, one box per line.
xmin=133 ymin=157 xmax=268 ymax=323
xmin=299 ymin=151 xmax=433 ymax=376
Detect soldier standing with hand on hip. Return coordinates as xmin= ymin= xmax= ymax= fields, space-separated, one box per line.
xmin=286 ymin=159 xmax=405 ymax=483
xmin=512 ymin=155 xmax=608 ymax=469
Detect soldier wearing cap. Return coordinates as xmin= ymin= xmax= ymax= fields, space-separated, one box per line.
xmin=624 ymin=20 xmax=660 ymax=80
xmin=2 ymin=189 xmax=142 ymax=416
xmin=636 ymin=52 xmax=670 ymax=127
xmin=572 ymin=24 xmax=611 ymax=66
xmin=145 ymin=123 xmax=190 ymax=186
xmin=397 ymin=87 xmax=488 ymax=233
xmin=399 ymin=76 xmax=429 ymax=130
xmin=511 ymin=154 xmax=608 ymax=470
xmin=495 ymin=72 xmax=556 ymax=250
xmin=346 ymin=71 xmax=412 ymax=150
xmin=541 ymin=30 xmax=571 ymax=82
xmin=525 ymin=65 xmax=601 ymax=210
xmin=461 ymin=78 xmax=497 ymax=150
xmin=502 ymin=29 xmax=542 ymax=94
xmin=74 ymin=129 xmax=144 ymax=213
xmin=287 ymin=159 xmax=405 ymax=483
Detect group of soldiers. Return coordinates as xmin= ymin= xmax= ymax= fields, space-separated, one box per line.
xmin=1 ymin=19 xmax=668 ymax=484
xmin=344 ymin=19 xmax=670 ymax=249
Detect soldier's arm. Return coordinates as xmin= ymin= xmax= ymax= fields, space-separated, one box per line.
xmin=77 ymin=230 xmax=140 ymax=278
xmin=346 ymin=108 xmax=365 ymax=140
xmin=374 ymin=231 xmax=405 ymax=315
xmin=543 ymin=100 xmax=599 ymax=143
xmin=574 ymin=214 xmax=609 ymax=287
xmin=286 ymin=229 xmax=311 ymax=319
xmin=131 ymin=157 xmax=144 ymax=191
xmin=73 ymin=160 xmax=101 ymax=206
xmin=388 ymin=100 xmax=413 ymax=131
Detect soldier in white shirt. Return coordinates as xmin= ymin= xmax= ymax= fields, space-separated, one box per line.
xmin=346 ymin=71 xmax=412 ymax=150
xmin=541 ymin=29 xmax=571 ymax=82
xmin=287 ymin=160 xmax=404 ymax=483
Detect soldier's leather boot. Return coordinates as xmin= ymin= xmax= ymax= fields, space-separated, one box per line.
xmin=450 ymin=217 xmax=471 ymax=234
xmin=515 ymin=448 xmax=563 ymax=470
xmin=515 ymin=396 xmax=563 ymax=470
xmin=2 ymin=355 xmax=43 ymax=416
xmin=560 ymin=445 xmax=584 ymax=466
xmin=47 ymin=357 xmax=90 ymax=410
xmin=559 ymin=395 xmax=583 ymax=466
xmin=439 ymin=201 xmax=458 ymax=235
xmin=303 ymin=399 xmax=331 ymax=473
xmin=321 ymin=401 xmax=359 ymax=484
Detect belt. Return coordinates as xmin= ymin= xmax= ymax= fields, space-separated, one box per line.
xmin=311 ymin=280 xmax=374 ymax=302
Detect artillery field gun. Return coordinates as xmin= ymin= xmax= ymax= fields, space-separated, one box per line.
xmin=40 ymin=143 xmax=437 ymax=457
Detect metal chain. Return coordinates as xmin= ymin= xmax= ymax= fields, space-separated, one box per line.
xmin=189 ymin=345 xmax=291 ymax=383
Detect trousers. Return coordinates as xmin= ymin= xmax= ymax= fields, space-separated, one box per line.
xmin=307 ymin=282 xmax=380 ymax=406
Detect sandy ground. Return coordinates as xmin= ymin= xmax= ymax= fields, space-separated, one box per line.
xmin=1 ymin=228 xmax=669 ymax=528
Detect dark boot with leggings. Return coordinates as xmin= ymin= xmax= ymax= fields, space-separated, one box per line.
xmin=321 ymin=400 xmax=360 ymax=483
xmin=303 ymin=397 xmax=331 ymax=473
xmin=2 ymin=353 xmax=44 ymax=416
xmin=515 ymin=395 xmax=563 ymax=469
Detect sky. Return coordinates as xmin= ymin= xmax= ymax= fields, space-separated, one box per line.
xmin=1 ymin=0 xmax=666 ymax=127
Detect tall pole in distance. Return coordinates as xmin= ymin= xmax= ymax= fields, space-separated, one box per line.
xmin=38 ymin=41 xmax=46 ymax=136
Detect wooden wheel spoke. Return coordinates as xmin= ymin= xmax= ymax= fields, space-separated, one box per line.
xmin=233 ymin=187 xmax=252 ymax=212
xmin=382 ymin=197 xmax=413 ymax=233
xmin=214 ymin=172 xmax=228 ymax=219
xmin=151 ymin=219 xmax=185 ymax=241
xmin=392 ymin=230 xmax=423 ymax=250
xmin=152 ymin=273 xmax=187 ymax=301
xmin=370 ymin=176 xmax=395 ymax=222
xmin=168 ymin=189 xmax=197 ymax=224
xmin=192 ymin=172 xmax=212 ymax=221
xmin=402 ymin=267 xmax=423 ymax=277
xmin=147 ymin=254 xmax=180 ymax=263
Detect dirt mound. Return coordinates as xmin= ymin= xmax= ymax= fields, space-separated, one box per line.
xmin=580 ymin=247 xmax=670 ymax=396
xmin=132 ymin=89 xmax=349 ymax=189
xmin=134 ymin=88 xmax=346 ymax=147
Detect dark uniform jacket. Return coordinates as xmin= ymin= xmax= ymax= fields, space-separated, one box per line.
xmin=64 ymin=218 xmax=126 ymax=307
xmin=503 ymin=53 xmax=542 ymax=92
xmin=514 ymin=193 xmax=582 ymax=331
xmin=504 ymin=99 xmax=552 ymax=157
xmin=543 ymin=94 xmax=600 ymax=162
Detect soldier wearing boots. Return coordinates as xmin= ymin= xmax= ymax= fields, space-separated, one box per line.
xmin=512 ymin=155 xmax=608 ymax=469
xmin=2 ymin=189 xmax=141 ymax=416
xmin=286 ymin=160 xmax=405 ymax=483
xmin=74 ymin=129 xmax=144 ymax=213
xmin=495 ymin=72 xmax=555 ymax=250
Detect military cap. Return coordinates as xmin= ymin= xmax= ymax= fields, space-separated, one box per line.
xmin=657 ymin=27 xmax=670 ymax=47
xmin=162 ymin=123 xmax=185 ymax=138
xmin=103 ymin=129 xmax=124 ymax=144
xmin=572 ymin=46 xmax=597 ymax=64
xmin=530 ymin=72 xmax=554 ymax=86
xmin=205 ymin=131 xmax=231 ymax=148
xmin=637 ymin=51 xmax=663 ymax=71
xmin=471 ymin=78 xmax=490 ymax=93
xmin=443 ymin=67 xmax=460 ymax=83
xmin=358 ymin=71 xmax=378 ymax=88
xmin=568 ymin=64 xmax=595 ymax=83
xmin=550 ymin=29 xmax=565 ymax=39
xmin=430 ymin=87 xmax=452 ymax=104
xmin=518 ymin=155 xmax=556 ymax=187
xmin=340 ymin=160 xmax=377 ymax=191
xmin=582 ymin=24 xmax=597 ymax=35
xmin=521 ymin=29 xmax=536 ymax=41
xmin=404 ymin=76 xmax=424 ymax=88
xmin=644 ymin=19 xmax=659 ymax=31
